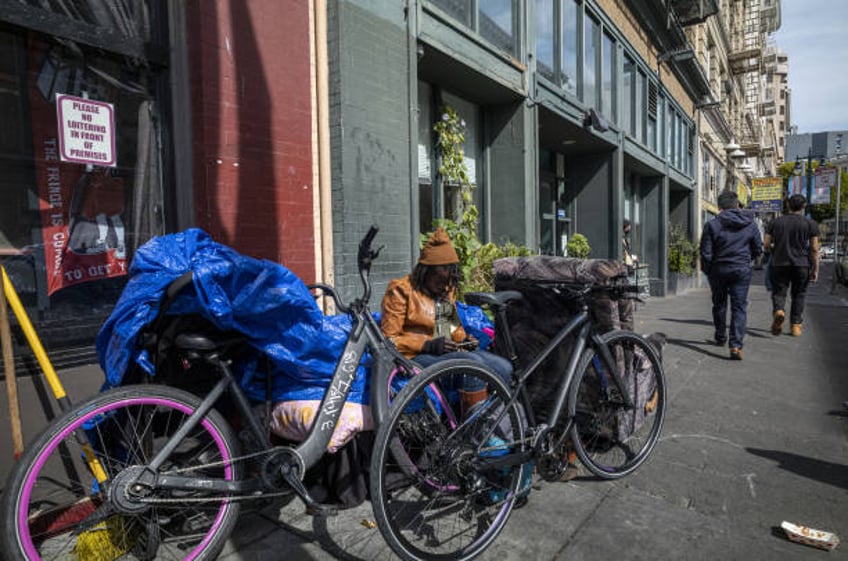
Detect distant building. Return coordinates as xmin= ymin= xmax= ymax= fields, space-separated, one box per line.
xmin=785 ymin=131 xmax=848 ymax=162
xmin=763 ymin=46 xmax=790 ymax=164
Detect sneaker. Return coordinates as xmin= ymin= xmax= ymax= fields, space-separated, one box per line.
xmin=730 ymin=347 xmax=743 ymax=360
xmin=790 ymin=323 xmax=802 ymax=337
xmin=771 ymin=310 xmax=785 ymax=335
xmin=713 ymin=338 xmax=727 ymax=347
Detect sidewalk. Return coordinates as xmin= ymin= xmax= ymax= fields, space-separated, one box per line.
xmin=219 ymin=271 xmax=848 ymax=560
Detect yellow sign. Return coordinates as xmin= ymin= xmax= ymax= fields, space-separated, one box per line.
xmin=751 ymin=177 xmax=783 ymax=201
xmin=736 ymin=182 xmax=749 ymax=205
xmin=750 ymin=177 xmax=783 ymax=213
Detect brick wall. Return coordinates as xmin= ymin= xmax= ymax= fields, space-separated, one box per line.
xmin=329 ymin=1 xmax=413 ymax=299
xmin=186 ymin=0 xmax=316 ymax=282
xmin=598 ymin=0 xmax=693 ymax=116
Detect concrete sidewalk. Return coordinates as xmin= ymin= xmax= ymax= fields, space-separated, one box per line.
xmin=219 ymin=271 xmax=848 ymax=560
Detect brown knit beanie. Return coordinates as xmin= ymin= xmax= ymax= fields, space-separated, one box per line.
xmin=419 ymin=227 xmax=459 ymax=265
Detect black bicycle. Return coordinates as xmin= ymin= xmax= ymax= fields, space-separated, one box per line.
xmin=369 ymin=279 xmax=666 ymax=561
xmin=0 ymin=225 xmax=425 ymax=561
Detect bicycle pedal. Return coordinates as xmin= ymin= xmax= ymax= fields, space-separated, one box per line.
xmin=305 ymin=503 xmax=339 ymax=517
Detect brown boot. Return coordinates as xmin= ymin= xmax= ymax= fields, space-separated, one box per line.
xmin=771 ymin=310 xmax=785 ymax=335
xmin=790 ymin=323 xmax=802 ymax=337
xmin=645 ymin=389 xmax=659 ymax=413
xmin=460 ymin=388 xmax=488 ymax=418
xmin=560 ymin=449 xmax=579 ymax=481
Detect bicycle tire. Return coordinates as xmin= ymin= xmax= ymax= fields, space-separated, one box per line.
xmin=370 ymin=359 xmax=527 ymax=561
xmin=1 ymin=385 xmax=243 ymax=561
xmin=568 ymin=330 xmax=666 ymax=479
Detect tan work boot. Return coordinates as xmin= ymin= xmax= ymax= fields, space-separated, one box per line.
xmin=771 ymin=310 xmax=785 ymax=335
xmin=459 ymin=388 xmax=488 ymax=418
xmin=790 ymin=323 xmax=802 ymax=337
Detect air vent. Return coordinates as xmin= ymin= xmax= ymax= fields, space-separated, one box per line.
xmin=648 ymin=81 xmax=658 ymax=118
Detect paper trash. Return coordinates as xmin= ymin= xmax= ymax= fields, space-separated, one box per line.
xmin=781 ymin=521 xmax=839 ymax=551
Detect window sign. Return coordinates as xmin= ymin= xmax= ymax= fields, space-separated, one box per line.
xmin=56 ymin=94 xmax=116 ymax=167
xmin=29 ymin=43 xmax=128 ymax=295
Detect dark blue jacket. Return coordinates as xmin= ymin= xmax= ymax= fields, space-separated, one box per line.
xmin=699 ymin=208 xmax=763 ymax=275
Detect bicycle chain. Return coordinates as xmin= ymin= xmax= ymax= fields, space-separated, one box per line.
xmin=121 ymin=448 xmax=296 ymax=505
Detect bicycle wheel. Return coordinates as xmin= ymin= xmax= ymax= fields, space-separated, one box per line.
xmin=370 ymin=359 xmax=528 ymax=561
xmin=1 ymin=385 xmax=242 ymax=561
xmin=568 ymin=330 xmax=666 ymax=479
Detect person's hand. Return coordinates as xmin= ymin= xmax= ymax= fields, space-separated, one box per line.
xmin=456 ymin=336 xmax=479 ymax=351
xmin=422 ymin=337 xmax=458 ymax=355
xmin=810 ymin=270 xmax=819 ymax=283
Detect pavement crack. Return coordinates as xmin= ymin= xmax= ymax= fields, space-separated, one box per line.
xmin=553 ymin=484 xmax=618 ymax=559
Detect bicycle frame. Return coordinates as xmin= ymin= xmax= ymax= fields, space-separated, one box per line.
xmin=467 ymin=286 xmax=637 ymax=461
xmin=116 ymin=225 xmax=416 ymax=511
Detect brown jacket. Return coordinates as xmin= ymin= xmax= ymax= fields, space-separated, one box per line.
xmin=381 ymin=274 xmax=467 ymax=358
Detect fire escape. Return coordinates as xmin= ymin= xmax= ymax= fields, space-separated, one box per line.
xmin=725 ymin=0 xmax=781 ymax=170
xmin=726 ymin=0 xmax=763 ymax=159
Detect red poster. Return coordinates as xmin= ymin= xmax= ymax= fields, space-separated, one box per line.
xmin=28 ymin=39 xmax=128 ymax=295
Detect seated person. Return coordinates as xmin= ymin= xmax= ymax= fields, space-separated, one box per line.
xmin=380 ymin=227 xmax=512 ymax=414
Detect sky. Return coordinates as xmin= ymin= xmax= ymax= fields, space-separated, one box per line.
xmin=772 ymin=0 xmax=848 ymax=133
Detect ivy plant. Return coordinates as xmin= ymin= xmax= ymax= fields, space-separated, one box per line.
xmin=428 ymin=104 xmax=531 ymax=297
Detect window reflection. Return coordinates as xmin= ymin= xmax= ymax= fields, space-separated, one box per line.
xmin=430 ymin=0 xmax=472 ymax=26
xmin=602 ymin=32 xmax=614 ymax=121
xmin=583 ymin=15 xmax=598 ymax=108
xmin=480 ymin=0 xmax=515 ymax=55
xmin=622 ymin=55 xmax=634 ymax=135
xmin=430 ymin=0 xmax=516 ymax=56
xmin=562 ymin=0 xmax=577 ymax=93
xmin=536 ymin=0 xmax=554 ymax=78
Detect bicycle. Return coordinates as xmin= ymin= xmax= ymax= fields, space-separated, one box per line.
xmin=369 ymin=276 xmax=667 ymax=561
xmin=0 ymin=225 xmax=423 ymax=561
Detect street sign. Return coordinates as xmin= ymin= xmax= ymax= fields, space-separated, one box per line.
xmin=751 ymin=177 xmax=782 ymax=213
xmin=813 ymin=167 xmax=836 ymax=204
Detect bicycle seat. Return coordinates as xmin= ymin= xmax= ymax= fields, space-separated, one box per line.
xmin=464 ymin=290 xmax=523 ymax=309
xmin=174 ymin=332 xmax=246 ymax=352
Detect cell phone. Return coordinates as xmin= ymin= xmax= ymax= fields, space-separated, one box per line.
xmin=456 ymin=340 xmax=477 ymax=350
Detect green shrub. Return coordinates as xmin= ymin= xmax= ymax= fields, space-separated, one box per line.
xmin=566 ymin=233 xmax=591 ymax=258
xmin=668 ymin=224 xmax=698 ymax=274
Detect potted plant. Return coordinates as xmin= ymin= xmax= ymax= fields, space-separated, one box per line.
xmin=566 ymin=233 xmax=591 ymax=258
xmin=667 ymin=224 xmax=698 ymax=295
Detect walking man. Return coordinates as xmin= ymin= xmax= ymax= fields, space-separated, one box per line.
xmin=699 ymin=190 xmax=763 ymax=360
xmin=763 ymin=194 xmax=820 ymax=336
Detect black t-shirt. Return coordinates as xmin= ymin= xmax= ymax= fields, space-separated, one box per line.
xmin=765 ymin=213 xmax=820 ymax=267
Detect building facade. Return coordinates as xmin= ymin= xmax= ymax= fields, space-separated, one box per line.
xmin=0 ymin=0 xmax=783 ymax=374
xmin=0 ymin=0 xmax=318 ymax=371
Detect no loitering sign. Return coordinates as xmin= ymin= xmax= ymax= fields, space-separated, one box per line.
xmin=56 ymin=94 xmax=116 ymax=167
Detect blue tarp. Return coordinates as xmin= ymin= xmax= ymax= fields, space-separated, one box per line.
xmin=96 ymin=228 xmax=369 ymax=403
xmin=97 ymin=228 xmax=494 ymax=404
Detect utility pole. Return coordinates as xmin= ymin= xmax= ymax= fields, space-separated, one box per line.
xmin=806 ymin=147 xmax=813 ymax=217
xmin=831 ymin=133 xmax=843 ymax=294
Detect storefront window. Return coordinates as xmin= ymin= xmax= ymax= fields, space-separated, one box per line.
xmin=0 ymin=4 xmax=169 ymax=362
xmin=418 ymin=85 xmax=482 ymax=234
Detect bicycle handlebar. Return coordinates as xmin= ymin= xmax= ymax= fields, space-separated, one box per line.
xmin=310 ymin=226 xmax=383 ymax=313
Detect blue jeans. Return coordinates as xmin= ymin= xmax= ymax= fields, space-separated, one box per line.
xmin=708 ymin=267 xmax=752 ymax=349
xmin=414 ymin=349 xmax=513 ymax=392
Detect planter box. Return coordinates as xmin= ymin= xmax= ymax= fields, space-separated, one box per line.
xmin=667 ymin=272 xmax=697 ymax=295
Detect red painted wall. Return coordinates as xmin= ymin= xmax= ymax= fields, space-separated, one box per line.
xmin=185 ymin=0 xmax=315 ymax=282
